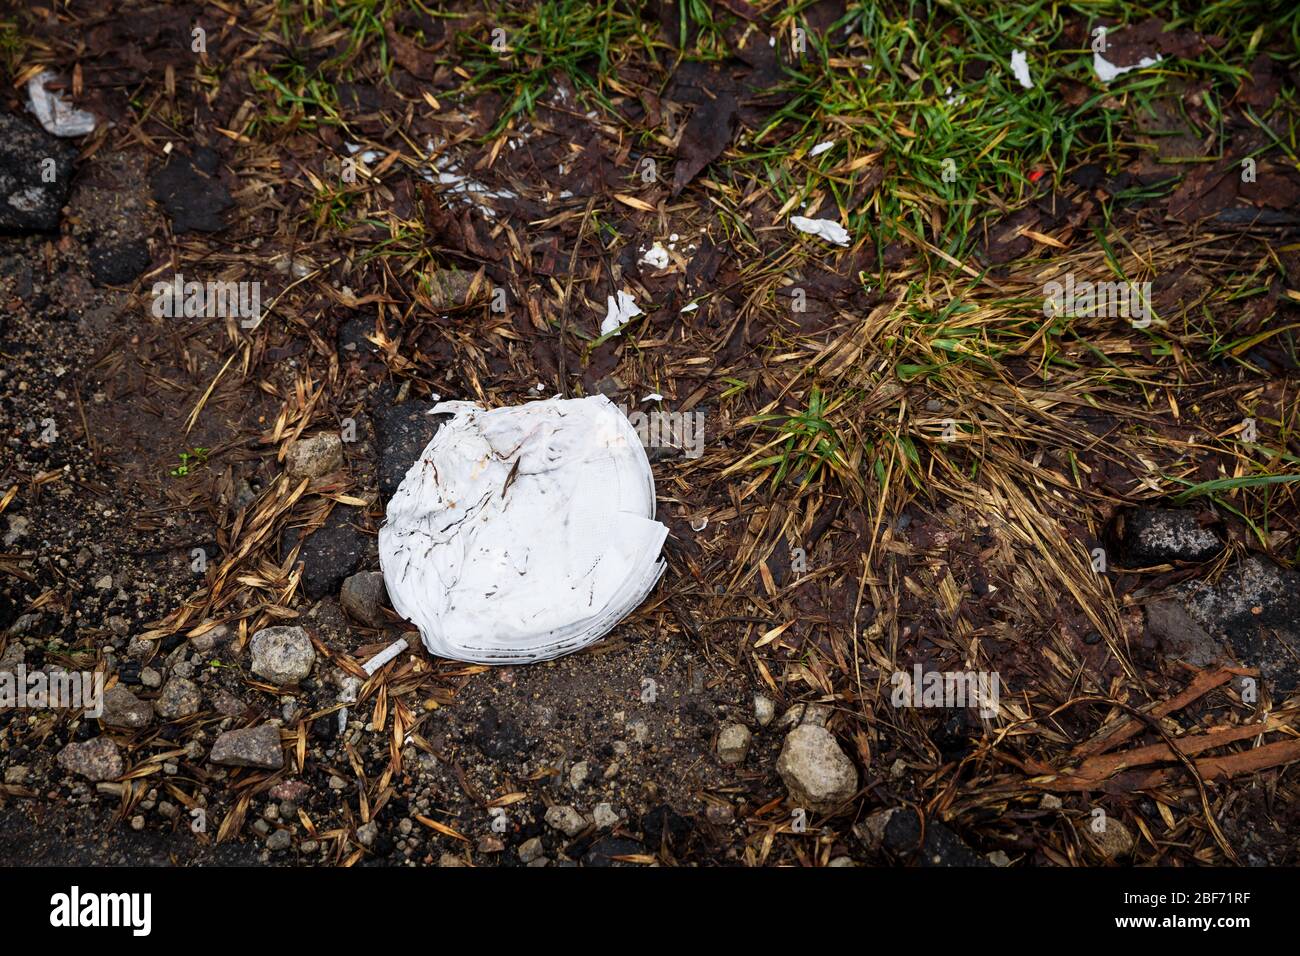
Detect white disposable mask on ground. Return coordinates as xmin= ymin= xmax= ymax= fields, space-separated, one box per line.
xmin=379 ymin=395 xmax=667 ymax=663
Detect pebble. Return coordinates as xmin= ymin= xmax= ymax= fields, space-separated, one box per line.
xmin=754 ymin=694 xmax=775 ymax=727
xmin=717 ymin=723 xmax=751 ymax=765
xmin=100 ymin=685 xmax=153 ymax=728
xmin=356 ymin=820 xmax=378 ymax=847
xmin=57 ymin=737 xmax=124 ymax=782
xmin=776 ymin=724 xmax=859 ymax=813
xmin=339 ymin=571 xmax=387 ymax=626
xmin=153 ymin=676 xmax=202 ymax=719
xmin=250 ymin=625 xmax=315 ymax=685
xmin=518 ymin=836 xmax=545 ymax=863
xmin=593 ymin=802 xmax=619 ymax=829
xmin=285 ymin=432 xmax=344 ymax=479
xmin=208 ymin=724 xmax=284 ymax=770
xmin=544 ymin=804 xmax=587 ymax=837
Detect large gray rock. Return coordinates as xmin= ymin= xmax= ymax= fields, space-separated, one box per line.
xmin=57 ymin=737 xmax=123 ymax=781
xmin=776 ymin=724 xmax=858 ymax=813
xmin=209 ymin=724 xmax=283 ymax=770
xmin=0 ymin=112 xmax=75 ymax=234
xmin=250 ymin=625 xmax=315 ymax=685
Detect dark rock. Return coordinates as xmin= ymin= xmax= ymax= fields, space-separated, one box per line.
xmin=150 ymin=151 xmax=232 ymax=233
xmin=281 ymin=506 xmax=368 ymax=600
xmin=1119 ymin=507 xmax=1222 ymax=564
xmin=0 ymin=112 xmax=76 ymax=234
xmin=472 ymin=704 xmax=530 ymax=759
xmin=582 ymin=836 xmax=646 ymax=867
xmin=340 ymin=571 xmax=387 ymax=626
xmin=1145 ymin=599 xmax=1223 ymax=667
xmin=640 ymin=804 xmax=690 ymax=849
xmin=88 ymin=238 xmax=150 ymax=286
xmin=337 ymin=316 xmax=381 ymax=358
xmin=374 ymin=402 xmax=446 ymax=500
xmin=1169 ymin=556 xmax=1300 ymax=694
xmin=881 ymin=808 xmax=990 ymax=867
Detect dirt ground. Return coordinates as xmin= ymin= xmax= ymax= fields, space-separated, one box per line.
xmin=1 ymin=1 xmax=1299 ymax=867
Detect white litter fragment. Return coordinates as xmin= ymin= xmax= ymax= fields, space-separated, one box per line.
xmin=600 ymin=290 xmax=643 ymax=336
xmin=363 ymin=638 xmax=409 ymax=676
xmin=680 ymin=302 xmax=699 ymax=313
xmin=809 ymin=141 xmax=835 ymax=157
xmin=378 ymin=395 xmax=667 ymax=664
xmin=345 ymin=142 xmax=381 ymax=164
xmin=422 ymin=140 xmax=516 ymax=217
xmin=643 ymin=393 xmax=663 ymax=402
xmin=1092 ymin=51 xmax=1162 ymax=84
xmin=789 ymin=216 xmax=851 ymax=246
xmin=1010 ymin=50 xmax=1034 ymax=89
xmin=26 ymin=71 xmax=97 ymax=138
xmin=337 ymin=675 xmax=362 ymax=734
xmin=639 ymin=242 xmax=670 ymax=270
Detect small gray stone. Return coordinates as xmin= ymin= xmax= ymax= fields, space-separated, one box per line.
xmin=544 ymin=804 xmax=587 ymax=837
xmin=518 ymin=836 xmax=545 ymax=863
xmin=4 ymin=764 xmax=30 ymax=785
xmin=209 ymin=724 xmax=283 ymax=770
xmin=211 ymin=689 xmax=246 ymax=717
xmin=140 ymin=667 xmax=162 ymax=689
xmin=754 ymin=694 xmax=775 ymax=727
xmin=776 ymin=724 xmax=858 ymax=813
xmin=593 ymin=802 xmax=619 ymax=829
xmin=154 ymin=676 xmax=201 ymax=719
xmin=250 ymin=625 xmax=315 ymax=685
xmin=340 ymin=571 xmax=387 ymax=626
xmin=356 ymin=820 xmax=378 ymax=847
xmin=285 ymin=432 xmax=344 ymax=479
xmin=57 ymin=737 xmax=124 ymax=782
xmin=101 ymin=685 xmax=153 ymax=728
xmin=569 ymin=760 xmax=589 ymax=790
xmin=717 ymin=724 xmax=751 ymax=765
xmin=267 ymin=829 xmax=292 ymax=851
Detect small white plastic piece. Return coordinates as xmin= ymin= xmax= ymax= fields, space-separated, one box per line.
xmin=789 ymin=216 xmax=851 ymax=246
xmin=600 ymin=290 xmax=643 ymax=336
xmin=26 ymin=71 xmax=97 ymax=137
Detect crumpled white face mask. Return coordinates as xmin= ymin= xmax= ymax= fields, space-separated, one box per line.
xmin=379 ymin=395 xmax=667 ymax=664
